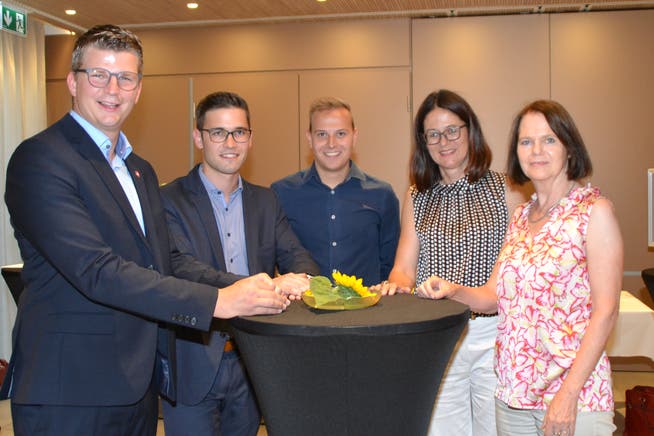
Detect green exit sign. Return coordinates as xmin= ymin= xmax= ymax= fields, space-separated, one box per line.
xmin=1 ymin=2 xmax=27 ymax=36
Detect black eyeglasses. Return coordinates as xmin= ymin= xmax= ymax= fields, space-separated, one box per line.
xmin=424 ymin=124 xmax=467 ymax=145
xmin=74 ymin=67 xmax=141 ymax=91
xmin=199 ymin=127 xmax=252 ymax=144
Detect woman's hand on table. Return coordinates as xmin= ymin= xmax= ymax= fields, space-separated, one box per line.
xmin=272 ymin=273 xmax=311 ymax=301
xmin=415 ymin=276 xmax=456 ymax=299
xmin=370 ymin=280 xmax=413 ymax=296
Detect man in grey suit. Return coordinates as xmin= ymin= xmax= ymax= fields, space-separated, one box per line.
xmin=160 ymin=91 xmax=319 ymax=435
xmin=1 ymin=25 xmax=291 ymax=436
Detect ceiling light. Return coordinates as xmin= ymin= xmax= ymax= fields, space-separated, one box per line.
xmin=187 ymin=2 xmax=199 ymax=8
xmin=65 ymin=9 xmax=76 ymax=15
xmin=317 ymin=0 xmax=327 ymax=3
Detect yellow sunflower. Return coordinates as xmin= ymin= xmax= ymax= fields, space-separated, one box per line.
xmin=332 ymin=271 xmax=372 ymax=297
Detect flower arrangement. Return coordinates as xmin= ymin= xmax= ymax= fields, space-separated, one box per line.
xmin=303 ymin=271 xmax=379 ymax=309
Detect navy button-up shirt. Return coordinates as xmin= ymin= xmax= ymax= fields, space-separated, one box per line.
xmin=271 ymin=162 xmax=400 ymax=285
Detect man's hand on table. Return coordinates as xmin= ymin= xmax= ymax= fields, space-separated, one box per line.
xmin=213 ymin=273 xmax=291 ymax=318
xmin=273 ymin=273 xmax=311 ymax=301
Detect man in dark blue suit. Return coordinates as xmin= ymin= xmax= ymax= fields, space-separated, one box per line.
xmin=160 ymin=91 xmax=319 ymax=435
xmin=1 ymin=25 xmax=291 ymax=436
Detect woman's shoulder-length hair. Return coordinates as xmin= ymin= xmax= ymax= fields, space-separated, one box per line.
xmin=411 ymin=89 xmax=491 ymax=192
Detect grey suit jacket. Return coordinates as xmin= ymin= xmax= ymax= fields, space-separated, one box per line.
xmin=161 ymin=165 xmax=319 ymax=404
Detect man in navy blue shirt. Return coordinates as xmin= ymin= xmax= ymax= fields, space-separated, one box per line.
xmin=271 ymin=97 xmax=400 ymax=286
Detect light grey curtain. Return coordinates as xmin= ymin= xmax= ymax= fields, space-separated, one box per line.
xmin=0 ymin=19 xmax=47 ymax=360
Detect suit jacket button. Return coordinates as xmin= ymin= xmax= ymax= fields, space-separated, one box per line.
xmin=184 ymin=315 xmax=190 ymax=324
xmin=190 ymin=317 xmax=197 ymax=326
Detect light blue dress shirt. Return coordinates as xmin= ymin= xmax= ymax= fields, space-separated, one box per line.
xmin=198 ymin=165 xmax=249 ymax=276
xmin=69 ymin=110 xmax=145 ymax=235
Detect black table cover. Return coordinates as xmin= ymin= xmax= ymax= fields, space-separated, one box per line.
xmin=1 ymin=266 xmax=23 ymax=304
xmin=230 ymin=294 xmax=470 ymax=436
xmin=643 ymin=268 xmax=654 ymax=301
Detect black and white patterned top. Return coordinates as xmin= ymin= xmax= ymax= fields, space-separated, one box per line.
xmin=412 ymin=170 xmax=508 ymax=287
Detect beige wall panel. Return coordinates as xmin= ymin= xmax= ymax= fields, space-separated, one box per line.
xmin=45 ymin=34 xmax=75 ymax=80
xmin=46 ymin=80 xmax=72 ymax=124
xmin=137 ymin=19 xmax=410 ymax=76
xmin=412 ymin=14 xmax=550 ymax=177
xmin=122 ymin=76 xmax=191 ymax=184
xmin=550 ymin=10 xmax=654 ymax=281
xmin=193 ymin=72 xmax=299 ymax=187
xmin=298 ymin=68 xmax=412 ymax=200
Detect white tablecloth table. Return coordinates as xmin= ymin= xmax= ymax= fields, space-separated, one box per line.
xmin=606 ymin=291 xmax=654 ymax=361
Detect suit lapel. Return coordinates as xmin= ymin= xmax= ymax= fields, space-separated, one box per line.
xmin=67 ymin=118 xmax=148 ymax=245
xmin=188 ymin=170 xmax=228 ymax=270
xmin=125 ymin=156 xmax=156 ymax=246
xmin=241 ymin=181 xmax=260 ymax=274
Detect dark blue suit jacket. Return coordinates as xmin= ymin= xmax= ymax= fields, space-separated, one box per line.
xmin=161 ymin=165 xmax=319 ymax=405
xmin=1 ymin=114 xmax=224 ymax=406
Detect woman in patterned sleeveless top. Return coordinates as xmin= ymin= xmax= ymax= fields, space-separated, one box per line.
xmin=373 ymin=90 xmax=523 ymax=436
xmin=417 ymin=100 xmax=622 ymax=436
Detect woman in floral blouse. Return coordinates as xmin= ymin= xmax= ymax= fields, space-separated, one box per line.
xmin=416 ymin=100 xmax=622 ymax=436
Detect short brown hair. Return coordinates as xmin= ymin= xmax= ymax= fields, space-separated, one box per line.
xmin=507 ymin=100 xmax=592 ymax=185
xmin=72 ymin=24 xmax=143 ymax=74
xmin=195 ymin=91 xmax=250 ymax=130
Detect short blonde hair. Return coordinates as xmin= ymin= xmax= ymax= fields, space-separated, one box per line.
xmin=308 ymin=97 xmax=354 ymax=131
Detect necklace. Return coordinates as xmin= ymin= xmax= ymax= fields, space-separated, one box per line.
xmin=527 ymin=182 xmax=576 ymax=224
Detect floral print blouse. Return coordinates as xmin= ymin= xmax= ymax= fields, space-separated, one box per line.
xmin=494 ymin=184 xmax=613 ymax=412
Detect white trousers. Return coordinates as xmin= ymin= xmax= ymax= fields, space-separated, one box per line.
xmin=427 ymin=316 xmax=497 ymax=436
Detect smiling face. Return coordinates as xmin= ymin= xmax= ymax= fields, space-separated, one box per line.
xmin=195 ymin=107 xmax=252 ymax=181
xmin=307 ymin=107 xmax=357 ymax=186
xmin=516 ymin=111 xmax=569 ymax=185
xmin=67 ymin=47 xmax=141 ymax=144
xmin=423 ymin=107 xmax=469 ymax=184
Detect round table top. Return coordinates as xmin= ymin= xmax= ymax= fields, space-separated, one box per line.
xmin=230 ymin=293 xmax=470 ymax=336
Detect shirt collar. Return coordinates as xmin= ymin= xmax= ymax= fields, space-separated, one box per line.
xmin=69 ymin=110 xmax=133 ymax=162
xmin=198 ymin=164 xmax=243 ymax=195
xmin=302 ymin=160 xmax=364 ymax=186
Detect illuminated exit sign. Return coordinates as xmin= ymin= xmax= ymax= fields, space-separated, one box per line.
xmin=1 ymin=2 xmax=27 ymax=36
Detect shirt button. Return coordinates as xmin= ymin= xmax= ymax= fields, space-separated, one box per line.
xmin=331 ymin=214 xmax=336 ymax=220
xmin=332 ymin=241 xmax=337 ymax=247
xmin=330 ymin=190 xmax=335 ymax=195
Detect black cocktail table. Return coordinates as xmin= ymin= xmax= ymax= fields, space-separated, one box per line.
xmin=1 ymin=265 xmax=23 ymax=304
xmin=230 ymin=294 xmax=469 ymax=436
xmin=643 ymin=268 xmax=654 ymax=301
